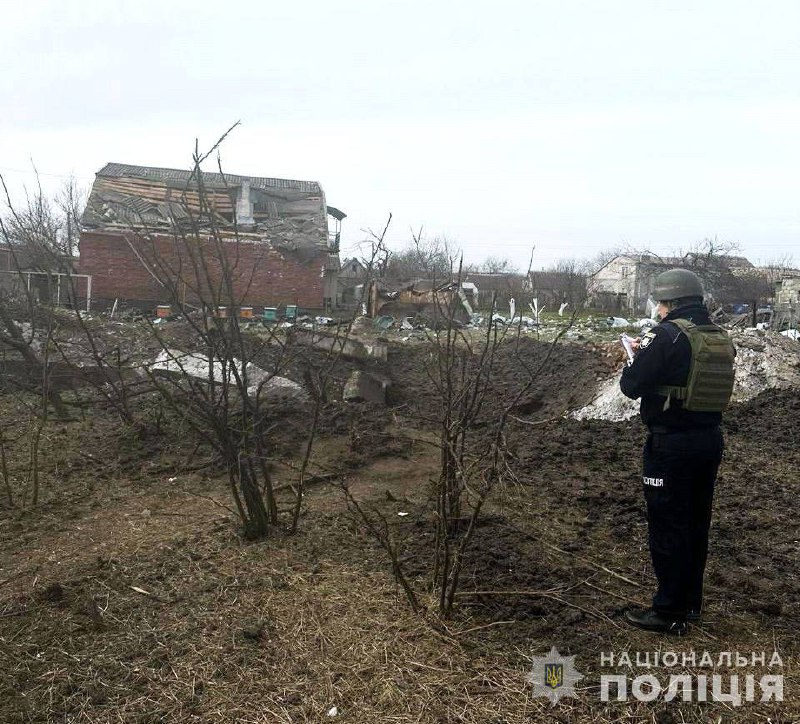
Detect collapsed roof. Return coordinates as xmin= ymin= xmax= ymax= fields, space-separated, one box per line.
xmin=82 ymin=162 xmax=335 ymax=250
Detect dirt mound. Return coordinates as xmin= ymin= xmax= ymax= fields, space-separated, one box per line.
xmin=387 ymin=337 xmax=610 ymax=425
xmin=572 ymin=330 xmax=800 ymax=421
xmin=724 ymin=386 xmax=800 ymax=451
xmin=730 ymin=329 xmax=800 ymax=401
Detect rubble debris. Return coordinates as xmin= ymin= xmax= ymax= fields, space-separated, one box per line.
xmin=571 ymin=330 xmax=800 ymax=421
xmin=732 ymin=330 xmax=800 ymax=400
xmin=373 ymin=315 xmax=395 ymax=330
xmin=369 ymin=279 xmax=472 ymax=324
xmin=343 ymin=371 xmax=390 ymax=405
xmin=570 ymin=373 xmax=639 ymax=422
xmin=150 ymin=349 xmax=308 ymax=402
xmin=293 ymin=329 xmax=388 ymax=362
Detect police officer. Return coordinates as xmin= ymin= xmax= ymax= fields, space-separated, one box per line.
xmin=620 ymin=269 xmax=730 ymax=635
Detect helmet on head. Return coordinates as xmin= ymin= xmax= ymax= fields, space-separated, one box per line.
xmin=652 ymin=268 xmax=704 ymax=302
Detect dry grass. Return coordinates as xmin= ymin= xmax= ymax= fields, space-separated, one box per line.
xmin=0 ymin=377 xmax=798 ymax=722
xmin=0 ymin=483 xmax=544 ymax=723
xmin=1 ymin=471 xmax=796 ymax=723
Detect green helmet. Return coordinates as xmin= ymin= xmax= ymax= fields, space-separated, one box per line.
xmin=652 ymin=268 xmax=704 ymax=302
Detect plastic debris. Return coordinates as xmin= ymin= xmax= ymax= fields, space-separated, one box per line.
xmin=529 ymin=299 xmax=545 ymax=323
xmin=373 ymin=315 xmax=395 ymax=330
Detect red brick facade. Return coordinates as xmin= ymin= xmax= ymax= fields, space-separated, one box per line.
xmin=79 ymin=231 xmax=328 ymax=311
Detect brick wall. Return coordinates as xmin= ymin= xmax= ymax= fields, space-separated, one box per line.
xmin=79 ymin=231 xmax=328 ymax=310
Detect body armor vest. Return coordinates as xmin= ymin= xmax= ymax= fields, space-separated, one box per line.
xmin=656 ymin=318 xmax=736 ymax=412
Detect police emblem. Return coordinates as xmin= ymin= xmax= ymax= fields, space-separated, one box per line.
xmin=639 ymin=331 xmax=657 ymax=349
xmin=527 ymin=646 xmax=583 ymax=704
xmin=545 ymin=663 xmax=563 ymax=689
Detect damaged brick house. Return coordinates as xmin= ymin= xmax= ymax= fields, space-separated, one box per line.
xmin=79 ymin=163 xmax=343 ymax=312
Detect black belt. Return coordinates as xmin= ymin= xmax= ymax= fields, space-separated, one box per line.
xmin=648 ymin=425 xmax=719 ymax=435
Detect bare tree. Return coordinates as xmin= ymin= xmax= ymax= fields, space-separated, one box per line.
xmin=345 ymin=247 xmax=579 ymax=617
xmin=1 ymin=172 xmax=85 ymax=263
xmin=0 ymin=130 xmax=341 ymax=534
xmin=104 ymin=128 xmax=350 ymax=539
xmin=0 ymin=174 xmax=78 ymax=507
xmin=0 ymin=174 xmax=73 ymax=420
xmin=467 ymin=256 xmax=519 ymax=274
xmin=359 ymin=213 xmax=393 ymax=280
xmin=384 ymin=230 xmax=455 ymax=283
xmin=529 ymin=258 xmax=588 ymax=309
xmin=583 ymin=246 xmax=625 ymax=275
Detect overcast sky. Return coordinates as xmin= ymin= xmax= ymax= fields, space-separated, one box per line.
xmin=1 ymin=0 xmax=798 ymax=270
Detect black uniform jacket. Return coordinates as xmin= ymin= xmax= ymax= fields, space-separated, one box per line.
xmin=620 ymin=303 xmax=723 ymax=431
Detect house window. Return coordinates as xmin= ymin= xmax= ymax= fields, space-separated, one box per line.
xmin=621 ymin=265 xmax=630 ymax=278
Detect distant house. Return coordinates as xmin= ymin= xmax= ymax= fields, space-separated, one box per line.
xmin=459 ymin=272 xmax=526 ymax=308
xmin=589 ymin=253 xmax=754 ymax=314
xmin=0 ymin=241 xmax=60 ymax=272
xmin=79 ymin=163 xmax=343 ymax=312
xmin=0 ymin=243 xmax=23 ymax=272
xmin=527 ymin=270 xmax=587 ymax=308
xmin=589 ymin=254 xmax=659 ymax=313
xmin=337 ymin=257 xmax=365 ymax=305
xmin=775 ymin=274 xmax=800 ymax=306
xmin=0 ymin=242 xmax=90 ymax=309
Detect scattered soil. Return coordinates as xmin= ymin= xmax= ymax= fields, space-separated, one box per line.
xmin=0 ymin=326 xmax=798 ymax=722
xmin=387 ymin=336 xmax=613 ymax=426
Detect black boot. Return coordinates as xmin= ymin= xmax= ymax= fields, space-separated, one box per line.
xmin=624 ymin=607 xmax=688 ymax=636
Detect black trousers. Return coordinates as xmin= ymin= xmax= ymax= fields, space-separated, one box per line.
xmin=642 ymin=427 xmax=724 ymax=619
